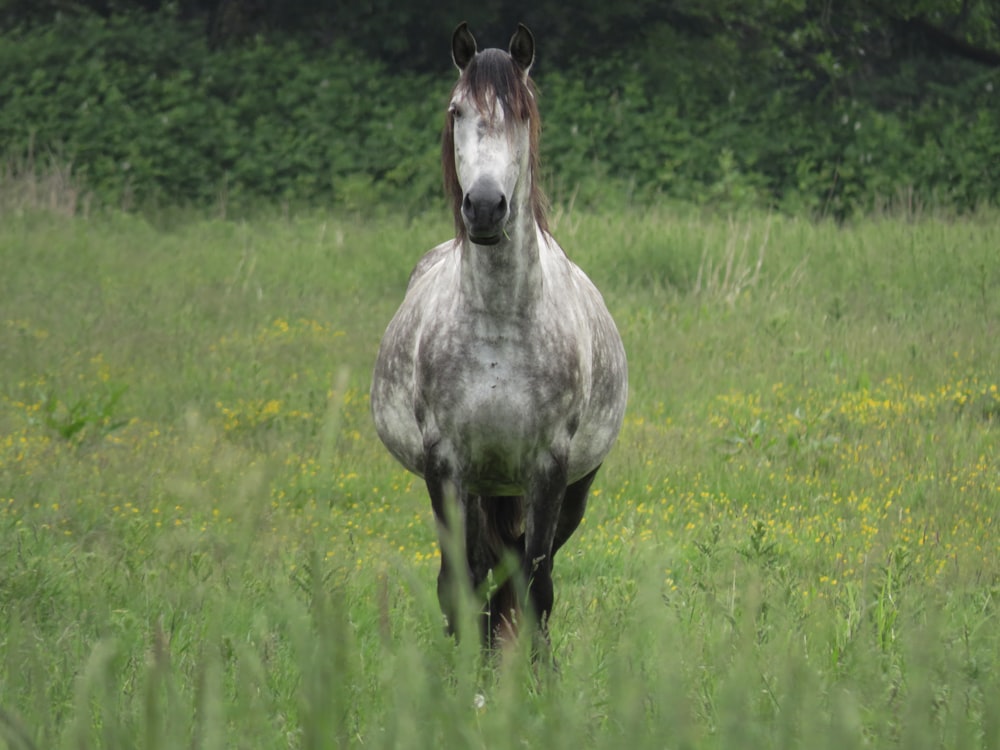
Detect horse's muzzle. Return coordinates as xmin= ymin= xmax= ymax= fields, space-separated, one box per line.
xmin=462 ymin=178 xmax=508 ymax=245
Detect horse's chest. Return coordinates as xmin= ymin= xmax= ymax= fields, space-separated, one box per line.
xmin=419 ymin=332 xmax=579 ymax=456
xmin=457 ymin=352 xmax=541 ymax=422
xmin=442 ymin=345 xmax=549 ymax=419
xmin=437 ymin=357 xmax=559 ymax=491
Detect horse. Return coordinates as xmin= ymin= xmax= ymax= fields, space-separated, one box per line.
xmin=370 ymin=22 xmax=628 ymax=650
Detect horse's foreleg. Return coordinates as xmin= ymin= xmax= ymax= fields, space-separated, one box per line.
xmin=425 ymin=453 xmax=471 ymax=638
xmin=522 ymin=452 xmax=568 ymax=633
xmin=552 ymin=464 xmax=600 ymax=556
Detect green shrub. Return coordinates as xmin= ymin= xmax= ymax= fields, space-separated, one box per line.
xmin=0 ymin=12 xmax=444 ymax=212
xmin=1 ymin=10 xmax=997 ymax=216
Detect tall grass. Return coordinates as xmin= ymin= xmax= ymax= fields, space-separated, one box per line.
xmin=0 ymin=201 xmax=997 ymax=748
xmin=0 ymin=150 xmax=91 ymax=219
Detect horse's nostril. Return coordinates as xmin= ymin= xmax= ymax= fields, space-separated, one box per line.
xmin=489 ymin=194 xmax=507 ymax=225
xmin=463 ymin=194 xmax=473 ymax=213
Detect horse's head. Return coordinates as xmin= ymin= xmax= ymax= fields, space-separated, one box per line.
xmin=443 ymin=23 xmax=546 ymax=245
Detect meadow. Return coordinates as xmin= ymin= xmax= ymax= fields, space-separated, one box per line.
xmin=0 ymin=199 xmax=998 ymax=749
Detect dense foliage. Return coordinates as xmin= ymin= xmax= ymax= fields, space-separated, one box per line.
xmin=0 ymin=15 xmax=443 ymax=212
xmin=1 ymin=2 xmax=998 ymax=216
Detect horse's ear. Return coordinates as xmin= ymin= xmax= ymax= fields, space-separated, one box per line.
xmin=452 ymin=22 xmax=477 ymax=71
xmin=509 ymin=23 xmax=534 ymax=77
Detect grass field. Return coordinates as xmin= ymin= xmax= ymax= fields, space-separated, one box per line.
xmin=1 ymin=203 xmax=998 ymax=749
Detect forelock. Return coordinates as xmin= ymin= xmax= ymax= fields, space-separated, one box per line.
xmin=454 ymin=48 xmax=535 ymax=123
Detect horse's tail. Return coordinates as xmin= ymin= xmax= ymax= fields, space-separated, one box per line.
xmin=482 ymin=496 xmax=525 ymax=646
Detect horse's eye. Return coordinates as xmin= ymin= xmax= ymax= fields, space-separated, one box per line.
xmin=449 ymin=104 xmax=463 ymax=119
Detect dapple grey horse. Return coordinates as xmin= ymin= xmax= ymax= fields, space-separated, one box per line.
xmin=371 ymin=22 xmax=628 ymax=648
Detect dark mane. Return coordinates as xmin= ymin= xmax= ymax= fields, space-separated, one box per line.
xmin=441 ymin=48 xmax=549 ymax=240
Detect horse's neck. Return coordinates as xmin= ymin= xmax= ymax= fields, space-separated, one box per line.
xmin=459 ymin=192 xmax=542 ymax=315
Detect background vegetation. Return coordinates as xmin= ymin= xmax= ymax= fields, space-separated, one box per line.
xmin=1 ymin=0 xmax=999 ymax=217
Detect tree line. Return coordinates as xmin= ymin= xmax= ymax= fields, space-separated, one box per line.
xmin=1 ymin=0 xmax=998 ymax=215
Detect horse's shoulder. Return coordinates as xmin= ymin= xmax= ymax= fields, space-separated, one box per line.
xmin=541 ymin=234 xmax=601 ymax=293
xmin=539 ymin=230 xmax=569 ymax=259
xmin=406 ymin=239 xmax=457 ymax=291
